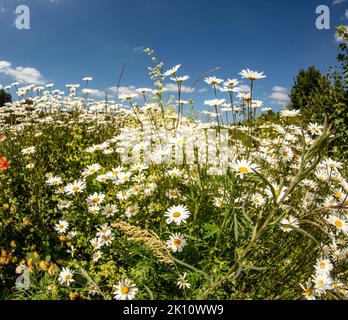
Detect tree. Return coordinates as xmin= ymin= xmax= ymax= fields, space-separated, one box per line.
xmin=288 ymin=27 xmax=348 ymax=161
xmin=0 ymin=89 xmax=12 ymax=107
xmin=289 ymin=66 xmax=325 ymax=111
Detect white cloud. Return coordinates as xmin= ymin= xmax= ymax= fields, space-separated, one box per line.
xmin=108 ymin=85 xmax=137 ymax=95
xmin=83 ymin=88 xmax=105 ymax=98
xmin=0 ymin=60 xmax=45 ymax=84
xmin=269 ymin=86 xmax=290 ymax=105
xmin=164 ymin=83 xmax=195 ymax=93
xmin=132 ymin=46 xmax=145 ymax=52
xmin=345 ymin=9 xmax=348 ymax=19
xmin=239 ymin=84 xmax=250 ymax=92
xmin=272 ymin=86 xmax=287 ymax=92
xmin=198 ymin=88 xmax=207 ymax=93
xmin=333 ymin=0 xmax=346 ymax=5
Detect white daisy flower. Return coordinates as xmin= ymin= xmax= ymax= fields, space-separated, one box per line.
xmin=230 ymin=159 xmax=258 ymax=177
xmin=54 ymin=220 xmax=69 ymax=234
xmin=280 ymin=216 xmax=299 ymax=232
xmin=65 ymin=180 xmax=86 ymax=195
xmin=125 ymin=204 xmax=139 ymax=218
xmin=167 ymin=233 xmax=187 ymax=253
xmin=87 ymin=192 xmax=105 ymax=206
xmin=165 ymin=205 xmax=191 ymax=225
xmin=113 ymin=278 xmax=138 ymax=300
xmin=177 ymin=273 xmax=191 ymax=289
xmin=58 ymin=267 xmax=74 ymax=286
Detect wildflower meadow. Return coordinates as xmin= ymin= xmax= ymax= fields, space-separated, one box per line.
xmin=1 ymin=46 xmax=347 ymax=301
xmin=0 ymin=2 xmax=347 ymax=302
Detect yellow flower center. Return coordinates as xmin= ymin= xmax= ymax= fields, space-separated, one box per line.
xmin=92 ymin=243 xmax=98 ymax=248
xmin=239 ymin=167 xmax=249 ymax=174
xmin=318 ymin=280 xmax=324 ymax=287
xmin=173 ymin=239 xmax=182 ymax=247
xmin=121 ymin=286 xmax=129 ymax=294
xmin=305 ymin=288 xmax=313 ymax=296
xmin=92 ymin=197 xmax=100 ymax=204
xmin=173 ymin=212 xmax=181 ymax=218
xmin=319 ymin=262 xmax=325 ymax=269
xmin=335 ymin=220 xmax=343 ymax=228
xmin=65 ymin=274 xmax=71 ymax=281
xmin=72 ymin=186 xmax=80 ymax=192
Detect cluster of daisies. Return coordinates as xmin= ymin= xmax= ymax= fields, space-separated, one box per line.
xmin=1 ymin=60 xmax=347 ymax=301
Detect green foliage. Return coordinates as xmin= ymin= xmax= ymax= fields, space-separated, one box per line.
xmin=288 ymin=29 xmax=348 ymax=161
xmin=289 ymin=66 xmax=324 ymax=111
xmin=0 ymin=89 xmax=12 ymax=107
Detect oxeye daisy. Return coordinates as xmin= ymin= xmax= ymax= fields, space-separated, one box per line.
xmin=166 ymin=233 xmax=187 ymax=252
xmin=102 ymin=204 xmax=118 ymax=217
xmin=65 ymin=180 xmax=86 ymax=195
xmin=280 ymin=109 xmax=301 ymax=118
xmin=87 ymin=192 xmax=105 ymax=206
xmin=113 ymin=278 xmax=138 ymax=300
xmin=213 ymin=196 xmax=225 ymax=208
xmin=280 ymin=216 xmax=299 ymax=232
xmin=177 ymin=273 xmax=191 ymax=289
xmin=239 ymin=69 xmax=266 ymax=81
xmin=107 ymin=166 xmax=125 ymax=179
xmin=88 ymin=205 xmax=101 ymax=215
xmin=204 ymin=76 xmax=224 ymax=86
xmin=58 ymin=267 xmax=74 ymax=286
xmin=279 ymin=146 xmax=294 ymax=162
xmin=327 ymin=215 xmax=348 ymax=234
xmin=165 ymin=205 xmax=191 ymax=225
xmin=299 ymin=279 xmax=316 ymax=300
xmin=21 ymin=146 xmax=36 ymax=155
xmin=204 ymin=99 xmax=225 ymax=107
xmin=166 ymin=189 xmax=181 ymax=200
xmin=117 ymin=190 xmax=131 ymax=201
xmin=315 ymin=258 xmax=333 ymax=275
xmin=90 ymin=237 xmax=103 ymax=251
xmin=230 ymin=159 xmax=258 ymax=178
xmin=54 ymin=220 xmax=69 ymax=234
xmin=170 ymin=75 xmax=190 ymax=83
xmin=96 ymin=224 xmax=111 ymax=238
xmin=116 ymin=172 xmax=132 ymax=184
xmin=125 ymin=203 xmax=139 ymax=218
xmin=308 ymin=123 xmax=323 ymax=135
xmin=46 ymin=176 xmax=62 ymax=186
xmin=57 ymin=199 xmax=71 ymax=210
xmin=92 ymin=251 xmax=102 ymax=262
xmin=324 ymin=158 xmax=342 ymax=171
xmin=251 ymin=193 xmax=265 ymax=207
xmin=96 ymin=174 xmax=108 ymax=183
xmin=119 ymin=93 xmax=138 ymax=101
xmin=163 ymin=64 xmax=181 ymax=77
xmin=312 ymin=273 xmax=332 ymax=295
xmin=82 ymin=163 xmax=102 ymax=176
xmin=224 ymin=78 xmax=239 ymax=87
xmin=100 ymin=233 xmax=114 ymax=246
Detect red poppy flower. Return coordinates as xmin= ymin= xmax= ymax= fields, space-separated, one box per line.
xmin=0 ymin=157 xmax=10 ymax=172
xmin=0 ymin=135 xmax=6 ymax=142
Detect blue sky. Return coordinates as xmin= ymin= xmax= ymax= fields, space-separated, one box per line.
xmin=0 ymin=0 xmax=347 ymax=111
